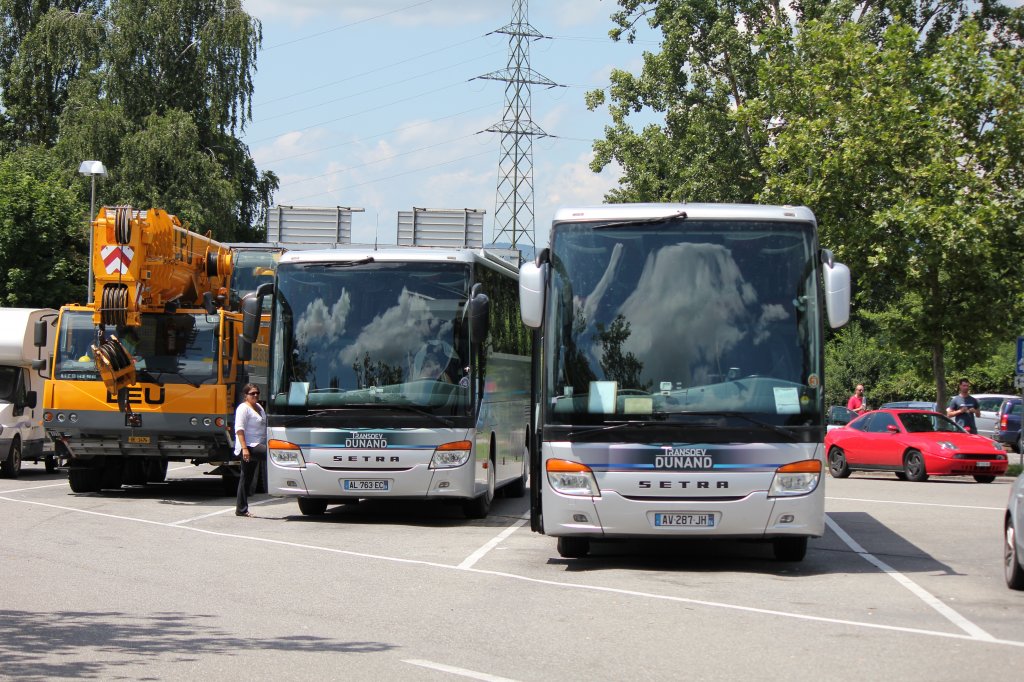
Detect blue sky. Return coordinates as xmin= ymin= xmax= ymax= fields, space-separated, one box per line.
xmin=240 ymin=0 xmax=657 ymax=248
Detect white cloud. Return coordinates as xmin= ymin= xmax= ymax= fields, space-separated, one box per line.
xmin=245 ymin=0 xmax=503 ymax=27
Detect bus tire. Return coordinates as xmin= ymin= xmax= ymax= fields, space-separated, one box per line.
xmin=772 ymin=536 xmax=807 ymax=562
xmin=298 ymin=497 xmax=328 ymax=516
xmin=463 ymin=458 xmax=495 ymax=519
xmin=505 ymin=446 xmax=529 ymax=498
xmin=557 ymin=536 xmax=590 ymax=559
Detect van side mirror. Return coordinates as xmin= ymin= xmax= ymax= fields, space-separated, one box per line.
xmin=33 ymin=319 xmax=48 ymax=347
xmin=469 ymin=283 xmax=490 ymax=345
xmin=25 ymin=390 xmax=37 ymax=410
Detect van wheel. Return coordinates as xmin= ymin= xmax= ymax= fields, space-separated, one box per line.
xmin=1 ymin=438 xmax=22 ymax=478
xmin=297 ymin=497 xmax=328 ymax=516
xmin=557 ymin=536 xmax=590 ymax=559
xmin=773 ymin=537 xmax=808 ymax=561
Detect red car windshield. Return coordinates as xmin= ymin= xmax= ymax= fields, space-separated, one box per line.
xmin=899 ymin=412 xmax=963 ymax=434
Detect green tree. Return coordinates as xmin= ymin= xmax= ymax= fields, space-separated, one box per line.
xmin=0 ymin=145 xmax=88 ymax=308
xmin=590 ymin=2 xmax=1024 ymax=408
xmin=0 ymin=0 xmax=277 ymax=241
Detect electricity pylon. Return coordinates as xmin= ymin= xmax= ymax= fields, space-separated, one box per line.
xmin=475 ymin=0 xmax=562 ymax=250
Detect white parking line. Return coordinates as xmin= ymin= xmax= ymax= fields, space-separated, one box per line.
xmin=3 ymin=494 xmax=1022 ymax=648
xmin=169 ymin=498 xmax=281 ymax=525
xmin=825 ymin=514 xmax=995 ymax=641
xmin=458 ymin=515 xmax=529 ymax=569
xmin=828 ymin=496 xmax=1002 ymax=511
xmin=0 ymin=481 xmax=73 ymax=494
xmin=403 ymin=659 xmax=519 ymax=682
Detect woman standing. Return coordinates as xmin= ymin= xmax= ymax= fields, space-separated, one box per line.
xmin=234 ymin=383 xmax=266 ymax=517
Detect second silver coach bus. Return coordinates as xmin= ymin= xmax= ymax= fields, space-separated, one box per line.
xmin=519 ymin=204 xmax=851 ymax=560
xmin=241 ymin=247 xmax=530 ymax=518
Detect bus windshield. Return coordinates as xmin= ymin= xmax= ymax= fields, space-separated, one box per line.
xmin=269 ymin=260 xmax=473 ymax=415
xmin=545 ymin=219 xmax=822 ymax=425
xmin=54 ymin=310 xmax=221 ymax=385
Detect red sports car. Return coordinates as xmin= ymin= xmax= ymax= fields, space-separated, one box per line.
xmin=824 ymin=409 xmax=1009 ymax=482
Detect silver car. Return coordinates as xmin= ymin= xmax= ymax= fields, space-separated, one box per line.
xmin=1006 ymin=473 xmax=1024 ymax=590
xmin=975 ymin=393 xmax=1016 ymax=439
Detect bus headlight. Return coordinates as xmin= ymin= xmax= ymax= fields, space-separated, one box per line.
xmin=268 ymin=439 xmax=305 ymax=468
xmin=430 ymin=440 xmax=472 ymax=468
xmin=546 ymin=459 xmax=600 ymax=497
xmin=769 ymin=459 xmax=821 ymax=497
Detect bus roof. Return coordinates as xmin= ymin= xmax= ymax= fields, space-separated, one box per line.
xmin=277 ymin=245 xmax=520 ymax=276
xmin=551 ymin=203 xmax=816 ymax=225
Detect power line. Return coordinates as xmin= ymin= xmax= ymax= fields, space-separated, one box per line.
xmin=261 ymin=0 xmax=437 ymax=51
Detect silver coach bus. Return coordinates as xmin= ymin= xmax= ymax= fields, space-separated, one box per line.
xmin=240 ymin=247 xmax=530 ymax=518
xmin=519 ymin=204 xmax=851 ymax=560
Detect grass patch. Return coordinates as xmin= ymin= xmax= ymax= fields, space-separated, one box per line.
xmin=1007 ymin=463 xmax=1022 ymax=478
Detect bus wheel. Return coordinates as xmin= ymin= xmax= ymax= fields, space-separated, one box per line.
xmin=557 ymin=536 xmax=590 ymax=559
xmin=772 ymin=537 xmax=807 ymax=562
xmin=463 ymin=459 xmax=495 ymax=519
xmin=504 ymin=446 xmax=529 ymax=498
xmin=298 ymin=497 xmax=328 ymax=516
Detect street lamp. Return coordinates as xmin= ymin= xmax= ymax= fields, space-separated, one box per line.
xmin=78 ymin=160 xmax=107 ymax=304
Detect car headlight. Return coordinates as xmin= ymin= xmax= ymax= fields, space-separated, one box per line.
xmin=268 ymin=439 xmax=305 ymax=467
xmin=769 ymin=459 xmax=821 ymax=497
xmin=937 ymin=441 xmax=958 ymax=450
xmin=546 ymin=459 xmax=600 ymax=497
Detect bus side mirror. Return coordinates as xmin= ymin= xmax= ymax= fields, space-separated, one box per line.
xmin=469 ymin=283 xmax=490 ymax=344
xmin=519 ymin=262 xmax=545 ymax=328
xmin=241 ymin=282 xmax=273 ymax=343
xmin=823 ymin=261 xmax=850 ymax=328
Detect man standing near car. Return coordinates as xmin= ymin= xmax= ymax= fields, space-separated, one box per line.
xmin=847 ymin=384 xmax=868 ymax=414
xmin=947 ymin=377 xmax=980 ymax=433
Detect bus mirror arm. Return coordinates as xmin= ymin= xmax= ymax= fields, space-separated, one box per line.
xmin=240 ymin=282 xmax=274 ymax=343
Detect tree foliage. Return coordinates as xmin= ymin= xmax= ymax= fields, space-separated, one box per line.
xmin=0 ymin=0 xmax=277 ymax=261
xmin=0 ymin=145 xmax=88 ymax=308
xmin=590 ymin=1 xmax=1024 ymax=404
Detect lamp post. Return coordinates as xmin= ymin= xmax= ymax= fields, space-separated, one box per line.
xmin=78 ymin=160 xmax=107 ymax=304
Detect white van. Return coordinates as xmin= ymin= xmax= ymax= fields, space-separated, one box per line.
xmin=0 ymin=308 xmax=57 ymax=476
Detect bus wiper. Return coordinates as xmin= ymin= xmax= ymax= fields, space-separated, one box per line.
xmin=673 ymin=411 xmax=801 ymax=440
xmin=592 ymin=211 xmax=687 ymax=230
xmin=292 ymin=403 xmax=454 ymax=428
xmin=314 ymin=257 xmax=375 ymax=268
xmin=567 ymin=419 xmax=668 ymax=439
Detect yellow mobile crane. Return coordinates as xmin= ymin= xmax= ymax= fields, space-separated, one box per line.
xmin=43 ymin=206 xmax=254 ymax=493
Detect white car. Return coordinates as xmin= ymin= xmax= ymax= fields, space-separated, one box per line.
xmin=1005 ymin=473 xmax=1024 ymax=590
xmin=974 ymin=393 xmax=1016 ymax=439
